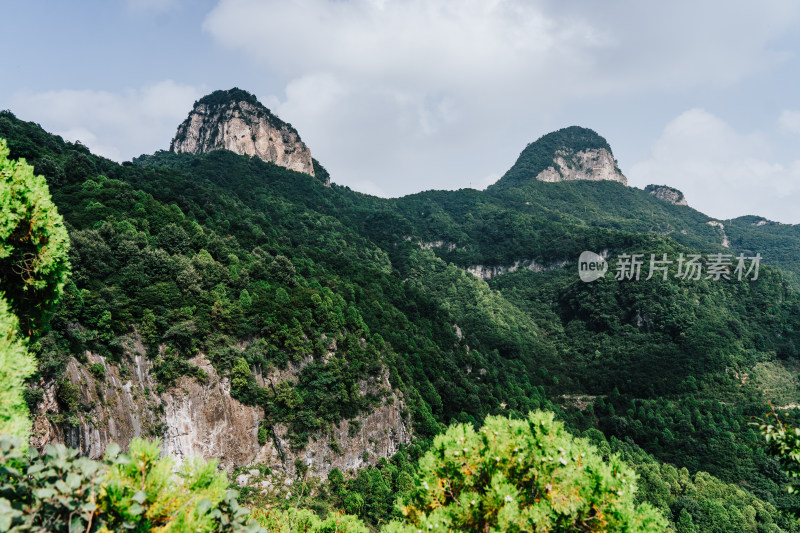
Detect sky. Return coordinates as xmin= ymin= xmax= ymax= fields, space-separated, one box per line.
xmin=2 ymin=0 xmax=800 ymax=223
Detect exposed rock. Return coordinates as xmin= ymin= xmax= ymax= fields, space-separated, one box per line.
xmin=707 ymin=221 xmax=731 ymax=248
xmin=170 ymin=88 xmax=318 ymax=180
xmin=535 ymin=148 xmax=627 ymax=186
xmin=492 ymin=126 xmax=627 ymax=190
xmin=466 ymin=259 xmax=569 ymax=281
xmin=32 ymin=334 xmax=411 ymax=478
xmin=254 ymin=367 xmax=411 ymax=477
xmin=419 ymin=241 xmax=457 ymax=252
xmin=160 ymin=354 xmax=262 ymax=470
xmin=645 ymin=184 xmax=688 ymax=206
xmin=30 ymin=336 xmax=162 ymax=458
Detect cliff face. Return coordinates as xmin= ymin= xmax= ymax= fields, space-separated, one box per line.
xmin=170 ymin=88 xmax=317 ymax=179
xmin=535 ymin=148 xmax=627 ymax=185
xmin=29 ymin=336 xmax=162 ymax=458
xmin=465 ymin=258 xmax=568 ymax=281
xmin=646 ymin=184 xmax=688 ymax=206
xmin=31 ymin=334 xmax=411 ymax=477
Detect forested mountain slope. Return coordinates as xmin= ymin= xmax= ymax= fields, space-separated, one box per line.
xmin=3 ymin=102 xmax=800 ymax=530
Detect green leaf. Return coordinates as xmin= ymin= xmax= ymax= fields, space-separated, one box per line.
xmin=34 ymin=487 xmax=56 ymax=499
xmin=80 ymin=460 xmax=101 ymax=477
xmin=128 ymin=502 xmax=145 ymax=516
xmin=1 ymin=466 xmax=21 ymax=477
xmin=105 ymin=442 xmax=120 ymax=461
xmin=70 ymin=516 xmax=84 ymax=532
xmin=131 ymin=490 xmax=147 ymax=504
xmin=26 ymin=463 xmax=44 ymax=475
xmin=196 ymin=498 xmax=212 ymax=515
xmin=66 ymin=472 xmax=81 ymax=488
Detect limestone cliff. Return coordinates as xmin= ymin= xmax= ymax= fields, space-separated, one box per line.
xmin=31 ymin=334 xmax=411 ymax=477
xmin=466 ymin=258 xmax=568 ymax=281
xmin=645 ymin=184 xmax=688 ymax=206
xmin=170 ymin=88 xmax=318 ymax=179
xmin=535 ymin=148 xmax=627 ymax=185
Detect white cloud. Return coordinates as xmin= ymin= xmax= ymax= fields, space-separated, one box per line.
xmin=779 ymin=110 xmax=800 ymax=134
xmin=7 ymin=1 xmax=798 ymax=203
xmin=11 ymin=81 xmax=201 ymax=161
xmin=56 ymin=128 xmax=123 ymax=161
xmin=629 ymin=109 xmax=800 ymax=223
xmin=200 ymin=0 xmax=800 ymax=196
xmin=204 ymin=0 xmax=797 ymax=96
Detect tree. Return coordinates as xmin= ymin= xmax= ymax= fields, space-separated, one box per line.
xmin=0 ymin=298 xmax=35 ymax=438
xmin=231 ymin=357 xmax=257 ymax=403
xmin=0 ymin=139 xmax=70 ymax=438
xmin=383 ymin=411 xmax=667 ymax=533
xmin=760 ymin=411 xmax=800 ymax=494
xmin=0 ymin=139 xmax=70 ymax=336
xmin=676 ymin=508 xmax=697 ymax=533
xmin=139 ymin=308 xmax=158 ymax=345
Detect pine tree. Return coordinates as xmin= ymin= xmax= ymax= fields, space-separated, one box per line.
xmin=383 ymin=411 xmax=667 ymax=532
xmin=0 ymin=139 xmax=70 ymax=336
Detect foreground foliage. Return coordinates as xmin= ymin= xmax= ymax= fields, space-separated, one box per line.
xmin=0 ymin=138 xmax=70 ymax=439
xmin=384 ymin=411 xmax=666 ymax=532
xmin=762 ymin=412 xmax=800 ymax=497
xmin=0 ymin=436 xmax=264 ymax=532
xmin=0 ymin=298 xmax=35 ymax=439
xmin=0 ymin=138 xmax=70 ymax=336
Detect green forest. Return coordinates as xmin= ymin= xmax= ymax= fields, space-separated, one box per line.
xmin=4 ymin=103 xmax=800 ymax=532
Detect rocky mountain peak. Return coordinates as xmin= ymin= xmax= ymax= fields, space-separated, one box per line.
xmin=492 ymin=126 xmax=627 ymax=189
xmin=645 ymin=184 xmax=688 ymax=206
xmin=170 ymin=88 xmax=317 ymax=178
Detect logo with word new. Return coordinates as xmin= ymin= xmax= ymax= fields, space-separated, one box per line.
xmin=578 ymin=251 xmax=608 ymax=282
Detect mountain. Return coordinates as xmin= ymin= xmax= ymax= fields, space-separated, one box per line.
xmin=4 ymin=95 xmax=800 ymax=531
xmin=170 ymin=88 xmax=318 ymax=178
xmin=491 ymin=126 xmax=627 ymax=189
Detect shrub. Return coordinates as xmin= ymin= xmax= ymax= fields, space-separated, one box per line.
xmin=0 ymin=435 xmax=266 ymax=532
xmin=383 ymin=411 xmax=667 ymax=533
xmin=56 ymin=380 xmax=80 ymax=413
xmin=88 ymin=363 xmax=105 ymax=380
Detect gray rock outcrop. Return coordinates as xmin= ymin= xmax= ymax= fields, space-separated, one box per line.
xmin=535 ymin=148 xmax=627 ymax=185
xmin=31 ymin=334 xmax=411 ymax=477
xmin=646 ymin=184 xmax=688 ymax=206
xmin=170 ymin=88 xmax=317 ymax=178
